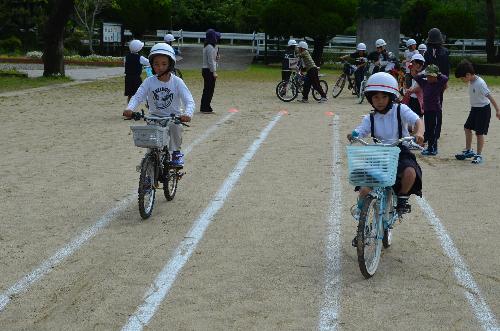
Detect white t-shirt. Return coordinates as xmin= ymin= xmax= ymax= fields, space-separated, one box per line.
xmin=469 ymin=76 xmax=491 ymax=107
xmin=127 ymin=75 xmax=195 ymax=117
xmin=354 ymin=103 xmax=419 ymax=144
xmin=123 ymin=55 xmax=149 ymax=66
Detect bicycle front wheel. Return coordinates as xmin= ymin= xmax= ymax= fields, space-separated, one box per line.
xmin=355 ymin=196 xmax=383 ymax=278
xmin=312 ymin=80 xmax=328 ymax=101
xmin=163 ymin=165 xmax=179 ymax=201
xmin=138 ymin=157 xmax=156 ymax=219
xmin=276 ymin=80 xmax=298 ymax=102
xmin=357 ymin=79 xmax=366 ymax=104
xmin=332 ymin=74 xmax=346 ymax=98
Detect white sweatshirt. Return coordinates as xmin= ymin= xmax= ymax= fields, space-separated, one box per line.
xmin=127 ymin=74 xmax=195 ymax=117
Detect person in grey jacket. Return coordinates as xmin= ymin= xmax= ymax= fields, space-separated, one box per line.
xmin=200 ymin=29 xmax=218 ymax=113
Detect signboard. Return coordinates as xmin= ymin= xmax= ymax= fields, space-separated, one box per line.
xmin=103 ymin=23 xmax=122 ymax=43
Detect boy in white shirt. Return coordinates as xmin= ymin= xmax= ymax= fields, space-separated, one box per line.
xmin=123 ymin=43 xmax=195 ymax=167
xmin=454 ymin=60 xmax=500 ymax=164
xmin=348 ymin=72 xmax=424 ymax=217
xmin=404 ymin=39 xmax=419 ymax=89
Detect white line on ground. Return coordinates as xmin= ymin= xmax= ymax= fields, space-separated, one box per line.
xmin=121 ymin=113 xmax=283 ymax=331
xmin=0 ymin=112 xmax=235 ymax=313
xmin=318 ymin=115 xmax=343 ymax=331
xmin=416 ymin=197 xmax=500 ymax=331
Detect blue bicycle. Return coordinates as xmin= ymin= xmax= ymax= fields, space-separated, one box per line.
xmin=347 ymin=135 xmax=422 ymax=278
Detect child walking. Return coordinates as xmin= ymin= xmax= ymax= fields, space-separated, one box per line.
xmin=123 ymin=43 xmax=195 ymax=167
xmin=124 ymin=39 xmax=150 ymax=103
xmin=454 ymin=60 xmax=500 ymax=164
xmin=412 ymin=64 xmax=448 ymax=155
xmin=296 ymin=41 xmax=327 ymax=103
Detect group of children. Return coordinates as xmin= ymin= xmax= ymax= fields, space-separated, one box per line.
xmin=349 ymin=27 xmax=500 ymax=228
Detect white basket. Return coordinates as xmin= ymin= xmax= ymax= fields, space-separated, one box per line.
xmin=346 ymin=145 xmax=400 ymax=187
xmin=130 ymin=125 xmax=169 ymax=148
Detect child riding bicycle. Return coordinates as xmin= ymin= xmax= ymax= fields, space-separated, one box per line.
xmin=347 ymin=72 xmax=424 ymax=223
xmin=123 ymin=43 xmax=195 ymax=167
xmin=340 ymin=42 xmax=368 ymax=93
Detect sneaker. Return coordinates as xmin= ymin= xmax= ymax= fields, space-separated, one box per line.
xmin=421 ymin=148 xmax=437 ymax=156
xmin=471 ymin=154 xmax=483 ymax=164
xmin=396 ymin=196 xmax=411 ymax=214
xmin=318 ymin=97 xmax=328 ymax=103
xmin=455 ymin=149 xmax=475 ymax=160
xmin=169 ymin=151 xmax=184 ymax=167
xmin=298 ymin=98 xmax=309 ymax=103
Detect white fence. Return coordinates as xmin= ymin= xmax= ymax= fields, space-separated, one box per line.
xmin=139 ymin=30 xmax=499 ymax=58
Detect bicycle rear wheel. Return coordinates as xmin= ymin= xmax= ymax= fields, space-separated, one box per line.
xmin=357 ymin=78 xmax=366 ymax=104
xmin=138 ymin=157 xmax=156 ymax=219
xmin=276 ymin=80 xmax=298 ymax=102
xmin=163 ymin=165 xmax=179 ymax=201
xmin=355 ymin=196 xmax=383 ymax=278
xmin=312 ymin=80 xmax=328 ymax=101
xmin=332 ymin=74 xmax=346 ymax=98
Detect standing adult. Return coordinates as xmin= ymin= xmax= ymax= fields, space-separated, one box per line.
xmin=200 ymin=28 xmax=218 ymax=114
xmin=424 ymin=27 xmax=450 ymax=139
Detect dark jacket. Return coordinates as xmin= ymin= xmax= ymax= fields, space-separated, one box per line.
xmin=124 ymin=53 xmax=142 ymax=76
xmin=424 ymin=45 xmax=450 ymax=77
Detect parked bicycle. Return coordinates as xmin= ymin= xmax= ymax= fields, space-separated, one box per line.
xmin=347 ymin=134 xmax=422 ymax=278
xmin=356 ymin=61 xmax=376 ymax=104
xmin=332 ymin=60 xmax=362 ymax=98
xmin=128 ymin=110 xmax=189 ymax=219
xmin=276 ymin=67 xmax=328 ymax=102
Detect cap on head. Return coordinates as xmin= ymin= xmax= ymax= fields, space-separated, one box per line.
xmin=410 ymin=53 xmax=425 ymax=63
xmin=406 ymin=39 xmax=417 ymax=47
xmin=426 ymin=64 xmax=440 ymax=77
xmin=375 ymin=39 xmax=386 ymax=47
xmin=356 ymin=42 xmax=367 ymax=51
xmin=298 ymin=41 xmax=308 ymax=50
xmin=164 ymin=34 xmax=175 ymax=42
xmin=148 ymin=42 xmax=176 ymax=65
xmin=427 ymin=28 xmax=443 ymax=44
xmin=129 ymin=39 xmax=144 ymax=53
xmin=364 ymin=72 xmax=399 ymax=97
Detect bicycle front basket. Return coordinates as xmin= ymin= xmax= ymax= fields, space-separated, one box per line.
xmin=346 ymin=145 xmax=400 ymax=187
xmin=130 ymin=125 xmax=168 ymax=148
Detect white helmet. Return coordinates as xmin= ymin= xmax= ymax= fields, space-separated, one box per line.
xmin=356 ymin=42 xmax=367 ymax=51
xmin=129 ymin=39 xmax=144 ymax=53
xmin=164 ymin=33 xmax=175 ymax=43
xmin=410 ymin=53 xmax=425 ymax=63
xmin=287 ymin=39 xmax=298 ymax=47
xmin=375 ymin=39 xmax=386 ymax=47
xmin=406 ymin=39 xmax=417 ymax=47
xmin=364 ymin=72 xmax=399 ymax=97
xmin=149 ymin=43 xmax=176 ymax=64
xmin=418 ymin=43 xmax=427 ymax=52
xmin=298 ymin=41 xmax=308 ymax=50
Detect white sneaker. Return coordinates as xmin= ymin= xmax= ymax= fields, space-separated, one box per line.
xmin=318 ymin=97 xmax=328 ymax=103
xmin=298 ymin=98 xmax=309 ymax=103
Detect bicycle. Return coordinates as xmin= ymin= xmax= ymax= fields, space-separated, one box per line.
xmin=332 ymin=60 xmax=362 ymax=98
xmin=346 ymin=134 xmax=422 ymax=278
xmin=356 ymin=61 xmax=376 ymax=104
xmin=128 ymin=110 xmax=189 ymax=219
xmin=275 ymin=67 xmax=328 ymax=102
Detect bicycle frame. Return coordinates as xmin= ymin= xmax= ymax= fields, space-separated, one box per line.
xmin=365 ymin=186 xmax=399 ymax=234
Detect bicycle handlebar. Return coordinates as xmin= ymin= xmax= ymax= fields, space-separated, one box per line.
xmin=349 ymin=134 xmax=423 ymax=150
xmin=125 ymin=109 xmax=190 ymax=127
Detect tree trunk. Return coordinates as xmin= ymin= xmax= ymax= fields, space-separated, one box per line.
xmin=485 ymin=0 xmax=496 ymax=63
xmin=312 ymin=36 xmax=326 ymax=66
xmin=42 ymin=0 xmax=74 ymax=76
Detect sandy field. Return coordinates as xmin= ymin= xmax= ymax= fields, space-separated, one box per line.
xmin=0 ymin=69 xmax=499 ymax=330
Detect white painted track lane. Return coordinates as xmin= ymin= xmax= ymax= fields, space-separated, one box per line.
xmin=318 ymin=114 xmax=343 ymax=331
xmin=122 ymin=112 xmax=283 ymax=330
xmin=0 ymin=112 xmax=236 ymax=313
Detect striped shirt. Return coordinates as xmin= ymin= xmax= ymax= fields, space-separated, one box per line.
xmin=298 ymin=50 xmax=317 ymax=71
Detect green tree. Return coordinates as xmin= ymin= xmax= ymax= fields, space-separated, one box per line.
xmin=74 ymin=0 xmax=112 ymax=53
xmin=262 ymin=0 xmax=357 ymax=64
xmin=112 ymin=0 xmax=171 ymax=37
xmin=358 ymin=0 xmax=403 ymax=18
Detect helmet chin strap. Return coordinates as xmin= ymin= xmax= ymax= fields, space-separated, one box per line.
xmin=156 ymin=69 xmax=170 ymax=78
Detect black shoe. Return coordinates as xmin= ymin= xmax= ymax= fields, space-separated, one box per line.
xmin=352 ymin=236 xmax=357 ymax=247
xmin=396 ymin=196 xmax=411 ymax=214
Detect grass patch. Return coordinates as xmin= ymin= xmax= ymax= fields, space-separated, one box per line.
xmin=0 ymin=75 xmax=72 ymax=93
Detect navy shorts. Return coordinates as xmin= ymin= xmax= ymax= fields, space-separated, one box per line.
xmin=464 ymin=104 xmax=491 ymax=135
xmin=393 ymin=146 xmax=422 ymax=196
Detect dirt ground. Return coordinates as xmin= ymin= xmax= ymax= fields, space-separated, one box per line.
xmin=0 ymin=71 xmax=499 ymax=330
